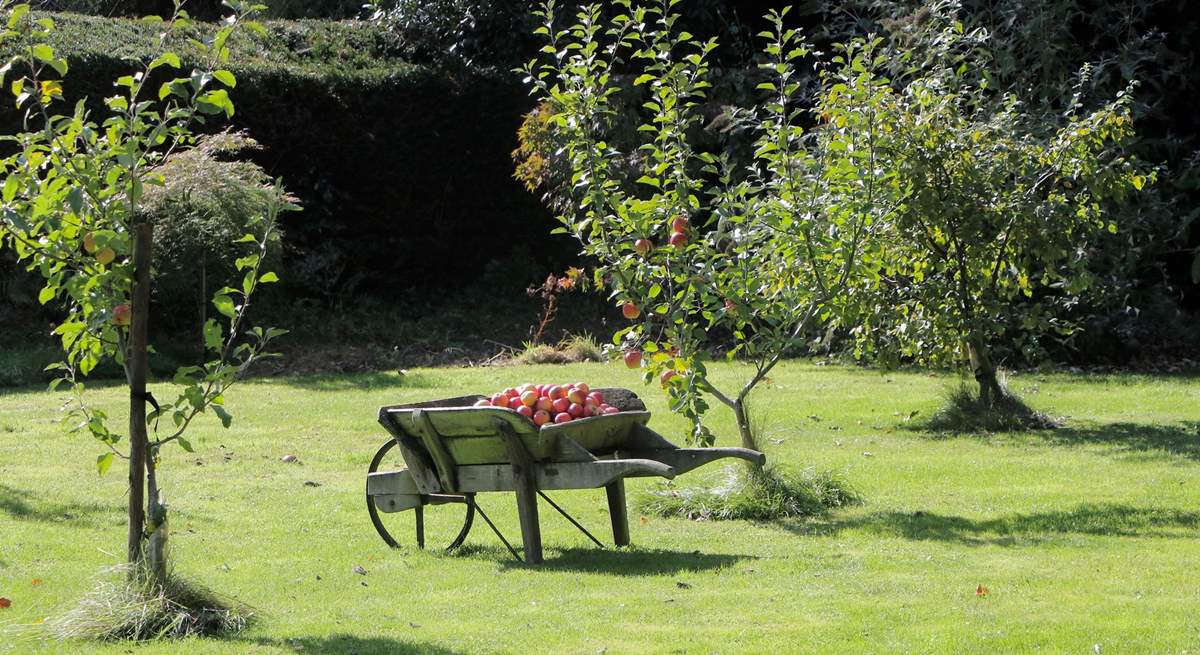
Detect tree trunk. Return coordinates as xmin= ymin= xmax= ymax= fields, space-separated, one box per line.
xmin=126 ymin=223 xmax=153 ymax=567
xmin=146 ymin=454 xmax=169 ymax=584
xmin=198 ymin=254 xmax=206 ymax=359
xmin=731 ymin=400 xmax=762 ymax=457
xmin=966 ymin=336 xmax=1005 ymax=406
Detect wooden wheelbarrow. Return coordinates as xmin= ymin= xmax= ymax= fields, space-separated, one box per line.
xmin=365 ymin=388 xmax=764 ymax=563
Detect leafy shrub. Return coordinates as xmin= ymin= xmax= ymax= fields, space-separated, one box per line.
xmin=143 ymin=132 xmax=294 ymax=344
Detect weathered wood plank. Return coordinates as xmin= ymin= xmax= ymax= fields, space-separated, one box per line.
xmin=605 ymin=479 xmax=630 ymax=547
xmin=497 ymin=418 xmax=542 ymax=564
xmin=594 ymin=388 xmax=646 ymax=412
xmin=371 ymin=493 xmax=423 ymax=513
xmin=453 ymin=458 xmax=676 ymax=493
xmin=366 ymin=469 xmax=420 ymax=496
xmin=612 ymin=447 xmax=766 ymax=475
xmin=411 ymin=409 xmax=459 ymax=492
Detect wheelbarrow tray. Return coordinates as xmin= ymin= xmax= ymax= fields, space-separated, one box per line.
xmin=379 ymin=405 xmax=651 ymax=466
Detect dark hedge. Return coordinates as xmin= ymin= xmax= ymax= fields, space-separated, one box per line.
xmin=0 ymin=13 xmax=573 ymax=302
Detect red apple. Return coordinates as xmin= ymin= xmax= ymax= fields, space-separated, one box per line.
xmin=584 ymin=398 xmax=598 ymax=412
xmin=535 ymin=396 xmax=554 ymax=412
xmin=660 ymin=369 xmax=677 ymax=385
xmin=503 ymin=387 xmax=518 ymax=398
xmin=554 ymin=412 xmax=572 ymax=424
xmin=82 ymin=232 xmax=98 ymax=254
xmin=520 ymin=390 xmax=539 ymax=407
xmin=533 ymin=410 xmax=552 ymax=426
xmin=574 ymin=382 xmax=590 ymax=395
xmin=546 ymin=385 xmax=564 ymax=400
xmin=490 ymin=393 xmax=508 ymax=407
xmin=587 ymin=391 xmax=604 ymax=405
xmin=474 ymin=399 xmax=490 ymax=407
xmin=672 ymin=215 xmax=690 ymax=233
xmin=517 ymin=405 xmax=534 ymax=418
xmin=669 ymin=232 xmax=688 ymax=250
xmin=621 ymin=302 xmax=640 ymax=320
xmin=566 ymin=388 xmax=585 ymax=405
xmin=602 ymin=405 xmax=620 ymax=415
xmin=635 ymin=238 xmax=653 ymax=255
xmin=508 ymin=397 xmax=525 ymax=410
xmin=552 ymin=397 xmax=570 ymax=414
xmin=111 ymin=303 xmax=131 ymax=326
xmin=724 ymin=299 xmax=735 ymax=311
xmin=568 ymin=402 xmax=584 ymax=418
xmin=624 ymin=350 xmax=642 ymax=368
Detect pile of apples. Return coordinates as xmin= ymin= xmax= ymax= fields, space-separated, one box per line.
xmin=473 ymin=382 xmax=620 ymax=426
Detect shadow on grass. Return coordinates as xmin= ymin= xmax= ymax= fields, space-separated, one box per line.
xmin=0 ymin=483 xmax=118 ymax=527
xmin=792 ymin=503 xmax=1200 ymax=545
xmin=269 ymin=371 xmax=439 ymax=392
xmin=917 ymin=420 xmax=1200 ymax=461
xmin=484 ymin=546 xmax=751 ymax=575
xmin=1043 ymin=421 xmax=1200 ymax=460
xmin=247 ymin=635 xmax=464 ymax=655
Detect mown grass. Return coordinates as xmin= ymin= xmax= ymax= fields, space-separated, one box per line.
xmin=1 ymin=362 xmax=1198 ymax=653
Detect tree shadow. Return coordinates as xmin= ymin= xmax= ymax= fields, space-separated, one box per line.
xmin=0 ymin=483 xmax=118 ymax=527
xmin=792 ymin=503 xmax=1200 ymax=546
xmin=246 ymin=635 xmax=465 ymax=655
xmin=475 ymin=545 xmax=752 ymax=575
xmin=912 ymin=418 xmax=1200 ymax=461
xmin=1042 ymin=421 xmax=1200 ymax=460
xmin=270 ymin=371 xmax=439 ymax=392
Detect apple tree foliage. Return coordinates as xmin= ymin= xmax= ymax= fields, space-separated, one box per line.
xmin=523 ymin=0 xmax=897 ymax=451
xmin=0 ymin=0 xmax=291 ymax=571
xmin=847 ymin=11 xmax=1146 ymax=406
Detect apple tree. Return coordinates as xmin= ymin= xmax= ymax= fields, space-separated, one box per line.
xmin=849 ymin=11 xmax=1146 ymax=408
xmin=522 ymin=1 xmax=897 ymax=452
xmin=0 ymin=0 xmax=291 ymax=581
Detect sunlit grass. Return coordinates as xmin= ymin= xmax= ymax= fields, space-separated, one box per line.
xmin=1 ymin=362 xmax=1198 ymax=653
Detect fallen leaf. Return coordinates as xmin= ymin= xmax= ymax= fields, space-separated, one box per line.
xmin=303 ymin=480 xmax=321 ymax=487
xmin=31 ymin=579 xmax=41 ymax=586
xmin=353 ymin=565 xmax=367 ymax=576
xmin=280 ymin=454 xmax=298 ymax=463
xmin=0 ymin=598 xmax=11 ymax=609
xmin=976 ymin=584 xmax=989 ymax=597
xmin=675 ymin=581 xmax=691 ymax=589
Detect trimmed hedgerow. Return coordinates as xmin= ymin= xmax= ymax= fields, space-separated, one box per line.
xmin=1 ymin=12 xmax=568 ymax=305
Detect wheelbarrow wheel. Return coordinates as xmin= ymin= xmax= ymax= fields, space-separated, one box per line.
xmin=366 ymin=439 xmax=475 ymax=551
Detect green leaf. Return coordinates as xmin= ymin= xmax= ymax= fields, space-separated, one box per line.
xmin=176 ymin=436 xmax=194 ymax=453
xmin=234 ymin=254 xmax=259 ymax=271
xmin=258 ymin=271 xmax=279 ymax=284
xmin=212 ymin=403 xmax=233 ymax=429
xmin=37 ymin=285 xmax=55 ymax=304
xmin=203 ymin=319 xmax=223 ymax=351
xmin=212 ymin=294 xmax=236 ymax=319
xmin=96 ymin=452 xmax=114 ymax=476
xmin=213 ymin=69 xmax=236 ymax=88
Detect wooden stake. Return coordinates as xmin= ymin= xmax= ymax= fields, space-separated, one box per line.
xmin=126 ymin=222 xmax=152 ymax=566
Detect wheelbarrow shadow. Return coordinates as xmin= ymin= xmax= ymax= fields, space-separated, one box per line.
xmin=244 ymin=635 xmax=465 ymax=655
xmin=449 ymin=544 xmax=753 ymax=575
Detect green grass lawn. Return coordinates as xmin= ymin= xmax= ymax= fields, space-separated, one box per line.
xmin=1 ymin=362 xmax=1198 ymax=654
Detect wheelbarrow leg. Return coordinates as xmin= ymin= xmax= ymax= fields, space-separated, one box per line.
xmin=605 ymin=479 xmax=630 ymax=547
xmin=513 ymin=479 xmax=543 ymax=564
xmin=496 ymin=418 xmax=543 ymax=564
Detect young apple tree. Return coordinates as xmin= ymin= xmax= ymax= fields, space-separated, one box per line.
xmin=850 ymin=11 xmax=1145 ymax=409
xmin=523 ymin=1 xmax=897 ymax=453
xmin=0 ymin=0 xmax=291 ymax=583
